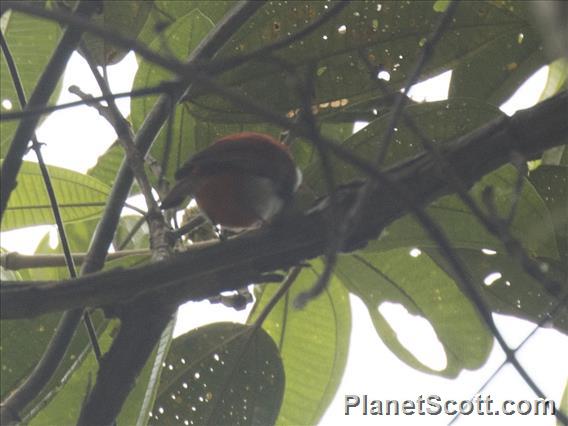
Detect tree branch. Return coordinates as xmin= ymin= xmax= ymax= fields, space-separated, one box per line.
xmin=74 ymin=3 xmax=266 ymax=425
xmin=0 ymin=1 xmax=98 ymax=218
xmin=0 ymin=250 xmax=150 ymax=270
xmin=2 ymin=90 xmax=566 ymax=320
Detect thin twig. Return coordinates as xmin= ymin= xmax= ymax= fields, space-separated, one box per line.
xmin=1 ymin=1 xmax=186 ymax=75
xmin=0 ymin=1 xmax=98 ymax=219
xmin=75 ymin=3 xmax=266 ymax=425
xmin=117 ymin=216 xmax=147 ymax=251
xmin=73 ymin=44 xmax=160 ymax=215
xmin=449 ymin=292 xmax=568 ymax=425
xmin=291 ymin=63 xmax=340 ymax=307
xmin=358 ymin=42 xmax=564 ymax=300
xmin=0 ymin=4 xmax=102 ymax=423
xmin=253 ymin=266 xmax=302 ymax=328
xmin=346 ymin=1 xmax=565 ymax=416
xmin=180 ymin=1 xmax=351 ymax=101
xmin=170 ymin=214 xmax=208 ymax=239
xmin=296 ymin=0 xmax=459 ymax=307
xmin=0 ymin=250 xmax=151 ymax=270
xmin=0 ymin=83 xmax=175 ymax=122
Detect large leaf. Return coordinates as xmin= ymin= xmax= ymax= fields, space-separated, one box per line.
xmin=369 ymin=165 xmax=559 ymax=261
xmin=151 ymin=322 xmax=284 ymax=426
xmin=78 ymin=0 xmax=153 ymax=65
xmin=134 ymin=318 xmax=176 ymax=426
xmin=137 ymin=1 xmax=234 ymax=46
xmin=25 ymin=317 xmax=173 ymax=426
xmin=133 ymin=3 xmax=331 ymax=186
xmin=528 ymin=165 xmax=568 ymax=262
xmin=0 ymin=8 xmax=62 ymax=155
xmin=0 ymin=218 xmax=104 ymax=405
xmin=87 ymin=141 xmax=125 ymax=189
xmin=303 ymin=98 xmax=502 ymax=194
xmin=113 ymin=215 xmax=149 ymax=251
xmin=428 ymin=248 xmax=568 ymax=334
xmin=188 ymin=1 xmax=546 ymax=122
xmin=87 ymin=141 xmax=144 ymax=196
xmin=1 ymin=161 xmax=110 ymax=231
xmin=26 ymin=320 xmax=119 ymax=426
xmin=247 ymin=264 xmax=351 ymax=426
xmin=131 ymin=10 xmax=215 ymax=184
xmin=539 ymin=58 xmax=568 ymax=102
xmin=0 ymin=218 xmax=150 ymax=418
xmin=559 ymin=381 xmax=568 ymax=426
xmin=0 ymin=214 xmax=127 ymax=418
xmin=0 ymin=309 xmax=107 ymax=419
xmin=448 ymin=2 xmax=546 ymax=105
xmin=336 ymin=249 xmax=493 ymax=378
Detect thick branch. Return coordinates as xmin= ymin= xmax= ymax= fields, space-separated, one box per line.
xmin=76 ymin=303 xmax=173 ymax=426
xmin=2 ymin=91 xmax=566 ymax=320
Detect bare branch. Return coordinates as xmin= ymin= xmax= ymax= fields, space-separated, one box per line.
xmin=0 ymin=250 xmax=150 ymax=270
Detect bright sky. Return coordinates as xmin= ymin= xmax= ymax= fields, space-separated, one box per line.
xmin=1 ymin=52 xmax=566 ymax=425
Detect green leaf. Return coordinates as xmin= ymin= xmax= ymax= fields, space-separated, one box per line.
xmin=304 ymin=98 xmax=501 ymax=194
xmin=113 ymin=215 xmax=149 ymax=251
xmin=26 ymin=317 xmax=173 ymax=426
xmin=1 ymin=219 xmax=109 ymax=415
xmin=559 ymin=380 xmax=568 ymax=426
xmin=371 ymin=165 xmax=559 ymax=261
xmin=448 ymin=2 xmax=547 ymax=105
xmin=1 ymin=309 xmax=107 ymax=420
xmin=427 ymin=248 xmax=568 ymax=335
xmin=131 ymin=10 xmax=215 ymax=183
xmin=26 ymin=318 xmax=116 ymax=426
xmin=189 ymin=1 xmax=545 ymax=122
xmin=87 ymin=141 xmax=143 ymax=196
xmin=78 ymin=0 xmax=153 ymax=65
xmin=0 ymin=313 xmax=67 ymax=399
xmin=247 ymin=264 xmax=351 ymax=426
xmin=128 ymin=318 xmax=175 ymax=426
xmin=433 ymin=0 xmax=451 ymax=13
xmin=137 ymin=1 xmax=234 ymax=47
xmin=539 ymin=58 xmax=568 ymax=102
xmin=1 ymin=161 xmax=110 ymax=231
xmin=0 ymin=8 xmax=61 ymax=155
xmin=152 ymin=322 xmax=285 ymax=426
xmin=27 ymin=220 xmax=97 ymax=281
xmin=337 ymin=249 xmax=493 ymax=378
xmin=528 ymin=165 xmax=567 ymax=262
xmin=87 ymin=141 xmax=124 ymax=189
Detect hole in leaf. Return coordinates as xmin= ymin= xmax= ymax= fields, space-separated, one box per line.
xmin=1 ymin=99 xmax=13 ymax=110
xmin=379 ymin=302 xmax=447 ymax=371
xmin=483 ymin=272 xmax=502 ymax=286
xmin=409 ymin=248 xmax=422 ymax=257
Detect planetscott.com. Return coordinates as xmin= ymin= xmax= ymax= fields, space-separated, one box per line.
xmin=344 ymin=394 xmax=557 ymax=418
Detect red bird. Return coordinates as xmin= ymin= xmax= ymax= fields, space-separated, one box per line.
xmin=160 ymin=132 xmax=302 ymax=230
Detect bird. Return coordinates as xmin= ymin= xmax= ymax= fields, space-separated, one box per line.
xmin=160 ymin=132 xmax=302 ymax=231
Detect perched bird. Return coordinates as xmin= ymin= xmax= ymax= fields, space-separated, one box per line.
xmin=160 ymin=132 xmax=302 ymax=231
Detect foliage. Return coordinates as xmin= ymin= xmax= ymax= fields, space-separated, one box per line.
xmin=0 ymin=1 xmax=566 ymax=425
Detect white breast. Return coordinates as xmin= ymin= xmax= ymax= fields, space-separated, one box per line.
xmin=242 ymin=176 xmax=285 ymax=223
